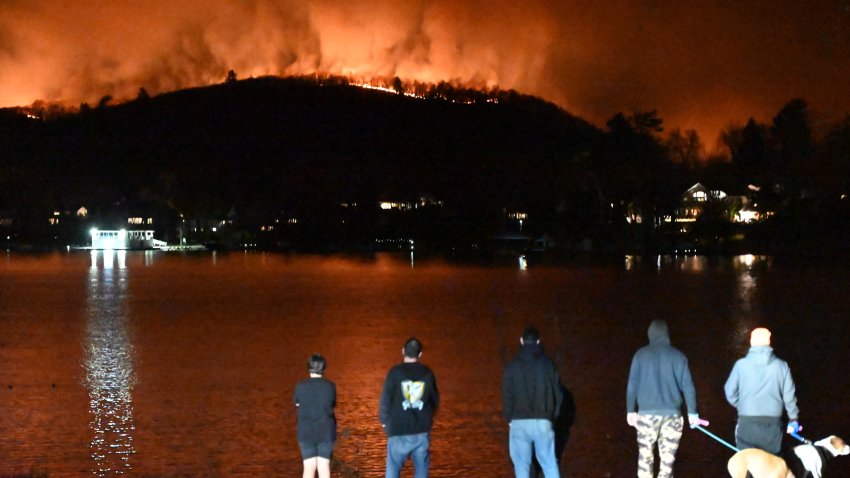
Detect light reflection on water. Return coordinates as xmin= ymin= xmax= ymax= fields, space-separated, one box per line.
xmin=85 ymin=250 xmax=136 ymax=476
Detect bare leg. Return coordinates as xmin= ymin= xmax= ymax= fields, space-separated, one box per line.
xmin=317 ymin=457 xmax=331 ymax=478
xmin=303 ymin=457 xmax=318 ymax=478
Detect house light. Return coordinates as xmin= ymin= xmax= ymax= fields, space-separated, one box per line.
xmin=90 ymin=228 xmax=99 ymax=237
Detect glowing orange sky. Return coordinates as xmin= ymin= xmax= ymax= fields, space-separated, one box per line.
xmin=1 ymin=0 xmax=849 ymax=147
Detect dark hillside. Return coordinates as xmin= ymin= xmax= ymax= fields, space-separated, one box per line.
xmin=0 ymin=76 xmax=603 ymax=248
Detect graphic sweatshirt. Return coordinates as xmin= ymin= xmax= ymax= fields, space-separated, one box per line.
xmin=379 ymin=361 xmax=439 ymax=437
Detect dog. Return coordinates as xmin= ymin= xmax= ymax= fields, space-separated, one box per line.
xmin=727 ymin=436 xmax=849 ymax=478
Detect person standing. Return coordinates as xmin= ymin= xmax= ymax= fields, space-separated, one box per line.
xmin=724 ymin=327 xmax=800 ymax=454
xmin=502 ymin=326 xmax=563 ymax=478
xmin=294 ymin=354 xmax=337 ymax=478
xmin=379 ymin=337 xmax=440 ymax=478
xmin=626 ymin=320 xmax=699 ymax=478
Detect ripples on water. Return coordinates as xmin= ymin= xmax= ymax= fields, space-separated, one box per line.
xmin=1 ymin=252 xmax=849 ymax=477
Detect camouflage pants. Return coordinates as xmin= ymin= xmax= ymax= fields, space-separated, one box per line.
xmin=635 ymin=414 xmax=683 ymax=478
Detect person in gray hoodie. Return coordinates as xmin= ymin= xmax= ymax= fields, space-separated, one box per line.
xmin=626 ymin=320 xmax=699 ymax=478
xmin=724 ymin=327 xmax=800 ymax=455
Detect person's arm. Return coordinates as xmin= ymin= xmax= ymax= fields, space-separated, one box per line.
xmin=679 ymin=356 xmax=698 ymax=416
xmin=429 ymin=371 xmax=440 ymax=413
xmin=552 ymin=365 xmax=563 ymax=419
xmin=782 ymin=363 xmax=799 ymax=420
xmin=378 ymin=370 xmax=394 ymax=427
xmin=724 ymin=362 xmax=740 ymax=407
xmin=626 ymin=355 xmax=639 ymax=413
xmin=501 ymin=367 xmax=514 ymax=423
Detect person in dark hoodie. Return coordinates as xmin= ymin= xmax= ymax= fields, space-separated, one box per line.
xmin=379 ymin=337 xmax=439 ymax=478
xmin=724 ymin=327 xmax=800 ymax=455
xmin=502 ymin=326 xmax=563 ymax=478
xmin=626 ymin=319 xmax=699 ymax=478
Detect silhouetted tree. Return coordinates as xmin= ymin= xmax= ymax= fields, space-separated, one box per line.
xmin=136 ymin=87 xmax=150 ymax=101
xmin=392 ymin=76 xmax=404 ymax=95
xmin=225 ymin=69 xmax=238 ymax=83
xmin=96 ymin=95 xmax=113 ymax=109
xmin=725 ymin=118 xmax=769 ymax=183
xmin=820 ymin=115 xmax=850 ymax=193
xmin=666 ymin=128 xmax=703 ymax=170
xmin=772 ymin=99 xmax=813 ymax=190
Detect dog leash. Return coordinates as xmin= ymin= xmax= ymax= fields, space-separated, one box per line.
xmin=790 ymin=432 xmax=812 ymax=445
xmin=693 ymin=421 xmax=741 ymax=453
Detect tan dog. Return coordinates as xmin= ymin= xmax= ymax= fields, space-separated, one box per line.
xmin=727 ymin=448 xmax=790 ymax=478
xmin=727 ymin=436 xmax=848 ymax=478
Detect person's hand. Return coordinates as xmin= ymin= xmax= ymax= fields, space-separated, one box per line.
xmin=688 ymin=413 xmax=700 ymax=429
xmin=627 ymin=412 xmax=638 ymax=427
xmin=787 ymin=420 xmax=802 ymax=434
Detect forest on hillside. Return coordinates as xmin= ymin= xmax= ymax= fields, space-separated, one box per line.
xmin=1 ymin=76 xmax=849 ymax=254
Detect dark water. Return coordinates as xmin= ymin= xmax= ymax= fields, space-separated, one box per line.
xmin=1 ymin=251 xmax=849 ymax=477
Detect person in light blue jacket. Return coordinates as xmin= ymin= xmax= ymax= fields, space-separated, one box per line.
xmin=724 ymin=327 xmax=800 ymax=455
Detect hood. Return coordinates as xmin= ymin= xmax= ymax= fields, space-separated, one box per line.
xmin=519 ymin=342 xmax=543 ymax=361
xmin=648 ymin=320 xmax=671 ymax=345
xmin=746 ymin=345 xmax=775 ymax=364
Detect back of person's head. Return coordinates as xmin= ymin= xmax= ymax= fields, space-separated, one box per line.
xmin=522 ymin=326 xmax=540 ymax=343
xmin=307 ymin=353 xmax=327 ymax=375
xmin=403 ymin=337 xmax=422 ymax=358
xmin=648 ymin=320 xmax=669 ymax=340
xmin=750 ymin=327 xmax=772 ymax=346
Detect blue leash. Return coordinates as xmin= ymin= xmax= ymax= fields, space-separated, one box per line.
xmin=790 ymin=432 xmax=812 ymax=445
xmin=694 ymin=425 xmax=740 ymax=453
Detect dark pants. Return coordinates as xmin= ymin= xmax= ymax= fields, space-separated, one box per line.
xmin=735 ymin=416 xmax=783 ymax=454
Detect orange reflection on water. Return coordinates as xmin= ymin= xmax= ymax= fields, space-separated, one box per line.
xmin=85 ymin=251 xmax=136 ymax=476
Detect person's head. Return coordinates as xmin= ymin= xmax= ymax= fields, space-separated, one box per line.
xmin=403 ymin=337 xmax=422 ymax=361
xmin=750 ymin=327 xmax=772 ymax=347
xmin=648 ymin=320 xmax=670 ymax=342
xmin=307 ymin=353 xmax=327 ymax=376
xmin=520 ymin=326 xmax=540 ymax=345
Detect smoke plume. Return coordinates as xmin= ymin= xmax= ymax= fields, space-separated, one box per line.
xmin=2 ymin=0 xmax=849 ymax=145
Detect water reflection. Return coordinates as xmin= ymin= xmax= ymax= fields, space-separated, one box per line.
xmin=85 ymin=250 xmax=136 ymax=476
xmin=730 ymin=254 xmax=770 ymax=351
xmin=624 ymin=254 xmax=707 ymax=272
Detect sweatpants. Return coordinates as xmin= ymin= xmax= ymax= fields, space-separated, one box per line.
xmin=635 ymin=414 xmax=683 ymax=478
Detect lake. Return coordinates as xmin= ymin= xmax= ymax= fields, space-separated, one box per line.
xmin=1 ymin=251 xmax=849 ymax=477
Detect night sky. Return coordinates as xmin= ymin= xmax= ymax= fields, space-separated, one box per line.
xmin=1 ymin=0 xmax=849 ymax=147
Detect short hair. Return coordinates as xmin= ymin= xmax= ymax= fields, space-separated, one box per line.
xmin=307 ymin=353 xmax=327 ymax=375
xmin=403 ymin=337 xmax=422 ymax=358
xmin=522 ymin=326 xmax=540 ymax=343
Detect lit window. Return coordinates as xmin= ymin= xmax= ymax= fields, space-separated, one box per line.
xmin=128 ymin=217 xmax=143 ymax=225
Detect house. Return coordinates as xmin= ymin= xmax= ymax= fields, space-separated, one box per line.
xmin=90 ymin=229 xmax=166 ymax=250
xmin=673 ymin=183 xmax=728 ymax=222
